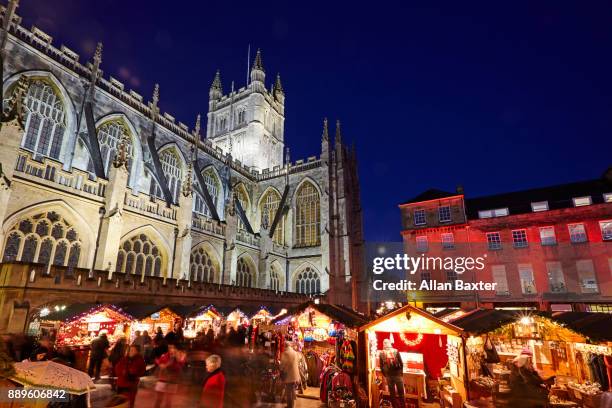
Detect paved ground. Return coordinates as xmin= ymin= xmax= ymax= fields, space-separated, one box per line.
xmin=133 ymin=384 xmax=324 ymax=408
xmin=119 ymin=346 xmax=324 ymax=408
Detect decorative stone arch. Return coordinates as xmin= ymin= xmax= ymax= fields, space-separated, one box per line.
xmin=117 ymin=225 xmax=171 ymax=279
xmin=291 ymin=177 xmax=323 ymax=207
xmin=189 ymin=241 xmax=221 ymax=283
xmin=235 ymin=252 xmax=258 ymax=288
xmin=1 ymin=200 xmax=96 ymax=268
xmin=291 ymin=262 xmax=322 ymax=295
xmin=292 ymin=177 xmax=322 ymax=248
xmin=256 ymin=186 xmax=285 ymax=244
xmin=199 ymin=165 xmax=224 ymax=216
xmin=3 ymin=70 xmax=78 ymax=169
xmin=94 ymin=113 xmax=144 ymax=189
xmin=269 ymin=260 xmax=285 ymax=292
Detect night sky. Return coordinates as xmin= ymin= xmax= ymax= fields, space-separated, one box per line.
xmin=16 ymin=1 xmax=612 ymax=241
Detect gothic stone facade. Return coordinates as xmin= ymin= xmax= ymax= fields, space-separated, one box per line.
xmin=0 ymin=7 xmax=364 ymax=331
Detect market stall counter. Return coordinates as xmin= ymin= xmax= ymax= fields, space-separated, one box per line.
xmin=359 ymin=305 xmax=467 ymax=408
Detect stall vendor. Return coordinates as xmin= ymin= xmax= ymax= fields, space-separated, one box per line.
xmin=379 ymin=338 xmax=405 ymax=408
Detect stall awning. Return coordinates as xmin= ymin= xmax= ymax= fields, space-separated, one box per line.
xmin=449 ymin=309 xmax=518 ymax=334
xmin=360 ymin=304 xmax=462 ymax=335
xmin=41 ymin=303 xmax=134 ymax=323
xmin=271 ymin=301 xmax=369 ymax=328
xmin=118 ymin=303 xmax=166 ymax=320
xmin=550 ymin=312 xmax=612 ymax=342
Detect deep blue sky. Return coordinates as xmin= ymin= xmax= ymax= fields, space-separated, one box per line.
xmin=18 ymin=1 xmax=612 ymax=241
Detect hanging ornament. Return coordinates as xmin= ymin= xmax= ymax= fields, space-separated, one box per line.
xmin=400 ymin=332 xmax=423 ymax=347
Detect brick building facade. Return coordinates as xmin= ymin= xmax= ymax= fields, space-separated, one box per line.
xmin=400 ymin=169 xmax=612 ymax=312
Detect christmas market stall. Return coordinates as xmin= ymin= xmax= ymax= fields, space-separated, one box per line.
xmin=119 ymin=303 xmax=184 ymax=338
xmin=448 ymin=309 xmax=612 ymax=408
xmin=272 ymin=301 xmax=368 ymax=405
xmin=39 ymin=303 xmax=135 ymax=372
xmin=183 ymin=304 xmax=222 ymax=339
xmin=359 ymin=304 xmax=466 ymax=408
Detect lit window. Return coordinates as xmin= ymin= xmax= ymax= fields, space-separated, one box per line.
xmin=420 ymin=270 xmax=431 ymax=283
xmin=439 ymin=206 xmax=451 ymax=223
xmin=491 ymin=265 xmax=509 ymax=295
xmin=446 ymin=270 xmax=458 ymax=283
xmin=486 ymin=232 xmax=502 ymax=250
xmin=478 ymin=210 xmax=492 ymax=219
xmin=21 ymin=79 xmax=66 ymax=160
xmin=573 ymin=196 xmax=592 ymax=207
xmin=478 ymin=208 xmax=509 ymax=219
xmin=539 ymin=227 xmax=557 ymax=246
xmin=414 ymin=209 xmax=426 ymax=226
xmin=531 ymin=201 xmax=548 ymax=212
xmin=295 ymin=181 xmax=321 ymax=247
xmin=441 ymin=233 xmax=454 ymax=249
xmin=577 ymin=260 xmax=598 ymax=293
xmin=600 ymin=220 xmax=612 ymax=241
xmin=416 ymin=236 xmax=428 ymax=252
xmin=518 ymin=264 xmax=536 ymax=295
xmin=546 ymin=262 xmax=566 ymax=293
xmin=604 ymin=193 xmax=612 ymax=203
xmin=494 ymin=208 xmax=509 ymax=217
xmin=569 ymin=223 xmax=588 ymax=243
xmin=512 ymin=229 xmax=528 ymax=248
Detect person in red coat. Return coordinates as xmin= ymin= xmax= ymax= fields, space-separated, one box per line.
xmin=115 ymin=345 xmax=147 ymax=408
xmin=200 ymin=354 xmax=225 ymax=408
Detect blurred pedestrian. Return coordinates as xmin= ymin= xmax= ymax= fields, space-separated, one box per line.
xmin=109 ymin=336 xmax=128 ymax=387
xmin=280 ymin=341 xmax=300 ymax=408
xmin=116 ymin=345 xmax=146 ymax=408
xmin=200 ymin=354 xmax=225 ymax=408
xmin=29 ymin=336 xmax=55 ymax=362
xmin=154 ymin=343 xmax=186 ymax=408
xmin=88 ymin=331 xmax=109 ymax=380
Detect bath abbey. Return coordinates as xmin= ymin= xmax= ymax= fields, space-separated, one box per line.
xmin=0 ymin=1 xmax=363 ymax=331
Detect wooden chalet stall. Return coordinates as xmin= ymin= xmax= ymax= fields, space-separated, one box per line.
xmin=446 ymin=309 xmax=612 ymax=408
xmin=359 ymin=305 xmax=467 ymax=408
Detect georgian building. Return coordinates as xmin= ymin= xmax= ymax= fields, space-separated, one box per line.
xmin=0 ymin=2 xmax=364 ymax=331
xmin=400 ymin=169 xmax=612 ymax=312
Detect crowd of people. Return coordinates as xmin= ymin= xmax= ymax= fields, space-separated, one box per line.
xmin=0 ymin=322 xmax=303 ymax=408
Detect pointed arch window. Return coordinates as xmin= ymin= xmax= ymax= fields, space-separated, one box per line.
xmin=116 ymin=234 xmax=164 ymax=277
xmin=270 ymin=265 xmax=281 ymax=292
xmin=295 ymin=181 xmax=321 ymax=247
xmin=189 ymin=245 xmax=218 ymax=283
xmin=237 ymin=109 xmax=246 ymax=125
xmin=295 ymin=267 xmax=320 ymax=295
xmin=97 ymin=120 xmax=133 ymax=177
xmin=261 ymin=190 xmax=284 ymax=245
xmin=150 ymin=149 xmax=182 ymax=203
xmin=1 ymin=211 xmax=82 ymax=268
xmin=236 ymin=257 xmax=253 ymax=288
xmin=21 ymin=79 xmax=66 ymax=160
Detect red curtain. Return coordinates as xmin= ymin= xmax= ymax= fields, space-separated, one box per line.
xmin=376 ymin=331 xmax=448 ymax=378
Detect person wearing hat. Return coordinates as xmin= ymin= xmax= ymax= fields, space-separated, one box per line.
xmin=508 ymin=348 xmax=549 ymax=407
